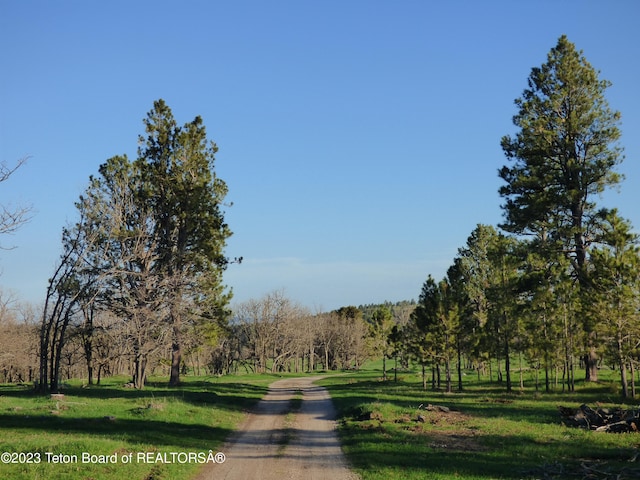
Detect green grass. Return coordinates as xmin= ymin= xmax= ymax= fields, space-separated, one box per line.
xmin=2 ymin=366 xmax=639 ymax=480
xmin=320 ymin=367 xmax=640 ymax=480
xmin=0 ymin=374 xmax=275 ymax=480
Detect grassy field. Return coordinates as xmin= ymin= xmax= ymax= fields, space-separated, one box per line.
xmin=1 ymin=366 xmax=639 ymax=480
xmin=0 ymin=374 xmax=276 ymax=480
xmin=320 ymin=366 xmax=640 ymax=480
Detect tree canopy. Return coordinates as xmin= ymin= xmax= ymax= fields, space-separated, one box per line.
xmin=39 ymin=100 xmax=234 ymax=390
xmin=498 ymin=35 xmax=626 ymax=382
xmin=499 ymin=35 xmax=623 ymax=280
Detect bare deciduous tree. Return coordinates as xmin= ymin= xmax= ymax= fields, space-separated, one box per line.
xmin=228 ymin=292 xmax=369 ymax=374
xmin=80 ymin=155 xmax=170 ymax=389
xmin=0 ymin=292 xmax=39 ymax=383
xmin=0 ymin=157 xmax=32 ymax=242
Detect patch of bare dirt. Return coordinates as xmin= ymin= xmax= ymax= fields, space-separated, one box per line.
xmin=407 ymin=409 xmax=485 ymax=452
xmin=423 ymin=430 xmax=486 ymax=452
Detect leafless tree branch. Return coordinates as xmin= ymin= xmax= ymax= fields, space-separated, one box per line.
xmin=0 ymin=157 xmax=33 ymax=246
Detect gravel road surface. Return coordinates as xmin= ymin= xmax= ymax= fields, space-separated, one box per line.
xmin=194 ymin=376 xmax=359 ymax=480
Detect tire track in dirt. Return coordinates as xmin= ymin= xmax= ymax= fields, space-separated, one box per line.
xmin=194 ymin=376 xmax=359 ymax=480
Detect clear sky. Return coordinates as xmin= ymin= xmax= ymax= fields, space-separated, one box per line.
xmin=1 ymin=1 xmax=639 ymax=312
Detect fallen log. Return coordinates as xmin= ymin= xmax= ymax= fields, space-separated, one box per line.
xmin=594 ymin=417 xmax=640 ymax=433
xmin=559 ymin=404 xmax=640 ymax=433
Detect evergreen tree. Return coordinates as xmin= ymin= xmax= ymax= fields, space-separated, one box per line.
xmin=445 ymin=259 xmax=469 ymax=391
xmin=498 ymin=35 xmax=624 ymax=381
xmin=589 ymin=209 xmax=640 ymax=398
xmin=519 ymin=244 xmax=576 ymax=392
xmin=410 ymin=275 xmax=460 ymax=392
xmin=137 ymin=100 xmax=233 ymax=386
xmin=485 ymin=234 xmax=522 ymax=392
xmin=456 ymin=225 xmax=499 ymax=377
xmin=408 ymin=276 xmax=442 ymax=390
xmin=368 ymin=306 xmax=394 ymax=380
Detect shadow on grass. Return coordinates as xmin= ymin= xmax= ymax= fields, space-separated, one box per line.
xmin=339 ymin=424 xmax=638 ymax=479
xmin=0 ymin=380 xmax=269 ymax=410
xmin=322 ymin=375 xmax=639 ymax=479
xmin=0 ymin=413 xmax=231 ymax=449
xmin=0 ymin=378 xmax=272 ymax=451
xmin=324 ymin=377 xmax=632 ymax=427
xmin=341 ymin=439 xmax=527 ymax=479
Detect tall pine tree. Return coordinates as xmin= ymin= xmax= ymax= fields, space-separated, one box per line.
xmin=137 ymin=100 xmax=233 ymax=386
xmin=498 ymin=36 xmax=624 ymax=381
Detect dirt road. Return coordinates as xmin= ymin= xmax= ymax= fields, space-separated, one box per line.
xmin=194 ymin=376 xmax=359 ymax=480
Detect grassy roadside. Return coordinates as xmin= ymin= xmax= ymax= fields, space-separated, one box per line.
xmin=320 ymin=368 xmax=640 ymax=480
xmin=3 ymin=367 xmax=639 ymax=480
xmin=0 ymin=374 xmax=277 ymax=480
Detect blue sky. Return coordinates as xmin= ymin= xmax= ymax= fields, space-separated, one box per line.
xmin=1 ymin=1 xmax=639 ymax=311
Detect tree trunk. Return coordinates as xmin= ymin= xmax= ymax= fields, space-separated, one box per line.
xmin=620 ymin=360 xmax=629 ymax=398
xmin=566 ymin=306 xmax=575 ymax=392
xmin=308 ymin=342 xmax=314 ymax=372
xmin=169 ymin=305 xmax=182 ymax=386
xmin=544 ymin=363 xmax=550 ymax=393
xmin=50 ymin=315 xmax=71 ymax=394
xmin=133 ymin=354 xmax=147 ymax=389
xmin=132 ymin=339 xmax=147 ymax=389
xmin=169 ymin=339 xmax=181 ymax=386
xmin=394 ymin=356 xmax=398 ymax=383
xmin=618 ymin=335 xmax=629 ymax=398
xmin=584 ymin=347 xmax=599 ymax=382
xmin=324 ymin=343 xmax=330 ymax=371
xmin=568 ymin=357 xmax=575 ymax=392
xmin=519 ymin=352 xmax=524 ymax=391
xmin=38 ymin=281 xmax=57 ymax=394
xmin=431 ymin=365 xmax=436 ymax=390
xmin=38 ymin=317 xmax=51 ymax=394
xmin=504 ymin=324 xmax=512 ymax=393
xmin=83 ymin=332 xmax=93 ymax=385
xmin=382 ymin=356 xmax=387 ymax=381
xmin=457 ymin=340 xmax=463 ymax=392
xmin=50 ymin=341 xmax=61 ymax=394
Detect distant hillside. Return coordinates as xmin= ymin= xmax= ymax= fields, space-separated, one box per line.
xmin=356 ymin=300 xmax=416 ymax=326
